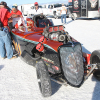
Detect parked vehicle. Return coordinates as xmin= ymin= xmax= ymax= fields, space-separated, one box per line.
xmin=18 ymin=3 xmax=69 ymax=19
xmin=68 ymin=0 xmax=100 ymax=20
xmin=11 ymin=14 xmax=100 ymax=97
xmin=28 ymin=5 xmax=48 ymax=17
xmin=18 ymin=4 xmax=49 ymax=17
xmin=18 ymin=4 xmax=34 ymax=16
xmin=43 ymin=3 xmax=69 ymax=19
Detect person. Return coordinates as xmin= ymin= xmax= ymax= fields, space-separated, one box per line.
xmin=33 ymin=2 xmax=43 ymax=15
xmin=0 ymin=1 xmax=11 ymax=12
xmin=10 ymin=4 xmax=22 ymax=18
xmin=9 ymin=4 xmax=22 ymax=29
xmin=0 ymin=1 xmax=15 ymax=59
xmin=0 ymin=3 xmax=1 ymax=9
xmin=60 ymin=3 xmax=67 ymax=24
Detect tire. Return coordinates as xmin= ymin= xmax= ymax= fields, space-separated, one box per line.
xmin=66 ymin=15 xmax=69 ymax=18
xmin=36 ymin=60 xmax=52 ymax=97
xmin=90 ymin=50 xmax=100 ymax=80
xmin=71 ymin=13 xmax=76 ymax=20
xmin=54 ymin=15 xmax=58 ymax=19
xmin=53 ymin=11 xmax=58 ymax=19
xmin=90 ymin=50 xmax=100 ymax=69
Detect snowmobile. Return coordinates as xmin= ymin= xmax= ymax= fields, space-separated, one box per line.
xmin=11 ymin=14 xmax=100 ymax=97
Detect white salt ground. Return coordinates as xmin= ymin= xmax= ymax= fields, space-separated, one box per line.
xmin=0 ymin=17 xmax=100 ymax=100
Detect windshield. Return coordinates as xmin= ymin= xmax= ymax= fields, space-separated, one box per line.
xmin=39 ymin=6 xmax=42 ymax=8
xmin=54 ymin=4 xmax=62 ymax=8
xmin=31 ymin=6 xmax=42 ymax=9
xmin=48 ymin=5 xmax=51 ymax=8
xmin=68 ymin=2 xmax=72 ymax=6
xmin=64 ymin=4 xmax=68 ymax=7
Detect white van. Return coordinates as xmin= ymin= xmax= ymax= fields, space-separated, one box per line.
xmin=18 ymin=4 xmax=34 ymax=16
xmin=42 ymin=3 xmax=69 ymax=19
xmin=28 ymin=5 xmax=48 ymax=17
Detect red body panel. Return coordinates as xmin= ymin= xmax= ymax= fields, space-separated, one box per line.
xmin=12 ymin=18 xmax=63 ymax=52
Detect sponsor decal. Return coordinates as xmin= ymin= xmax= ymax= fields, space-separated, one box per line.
xmin=40 ymin=22 xmax=46 ymax=25
xmin=42 ymin=57 xmax=54 ymax=64
xmin=89 ymin=0 xmax=98 ymax=8
xmin=12 ymin=39 xmax=21 ymax=55
xmin=81 ymin=0 xmax=86 ymax=9
xmin=27 ymin=21 xmax=33 ymax=24
xmin=65 ymin=53 xmax=79 ymax=73
xmin=74 ymin=0 xmax=79 ymax=9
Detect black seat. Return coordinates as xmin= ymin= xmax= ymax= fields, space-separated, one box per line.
xmin=32 ymin=14 xmax=53 ymax=27
xmin=32 ymin=14 xmax=46 ymax=26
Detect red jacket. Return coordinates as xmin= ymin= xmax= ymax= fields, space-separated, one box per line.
xmin=10 ymin=10 xmax=22 ymax=16
xmin=0 ymin=8 xmax=11 ymax=26
xmin=10 ymin=10 xmax=22 ymax=28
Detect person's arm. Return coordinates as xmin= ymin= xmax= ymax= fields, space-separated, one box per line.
xmin=11 ymin=10 xmax=22 ymax=18
xmin=6 ymin=11 xmax=13 ymax=23
xmin=33 ymin=9 xmax=35 ymax=15
xmin=60 ymin=8 xmax=62 ymax=15
xmin=40 ymin=8 xmax=43 ymax=15
xmin=11 ymin=14 xmax=21 ymax=18
xmin=7 ymin=11 xmax=11 ymax=18
xmin=66 ymin=7 xmax=67 ymax=14
xmin=64 ymin=6 xmax=67 ymax=14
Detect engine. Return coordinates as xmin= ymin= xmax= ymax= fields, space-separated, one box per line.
xmin=48 ymin=31 xmax=65 ymax=42
xmin=42 ymin=25 xmax=69 ymax=43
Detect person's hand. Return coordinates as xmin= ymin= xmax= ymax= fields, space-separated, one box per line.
xmin=11 ymin=14 xmax=17 ymax=18
xmin=40 ymin=14 xmax=43 ymax=18
xmin=11 ymin=14 xmax=21 ymax=18
xmin=8 ymin=18 xmax=13 ymax=22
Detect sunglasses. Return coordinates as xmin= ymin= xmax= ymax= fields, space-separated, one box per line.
xmin=35 ymin=4 xmax=38 ymax=6
xmin=12 ymin=6 xmax=17 ymax=9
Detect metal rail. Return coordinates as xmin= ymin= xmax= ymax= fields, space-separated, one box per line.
xmin=51 ymin=77 xmax=68 ymax=86
xmin=84 ymin=64 xmax=98 ymax=80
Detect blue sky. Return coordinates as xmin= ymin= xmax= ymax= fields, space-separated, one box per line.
xmin=3 ymin=0 xmax=68 ymax=6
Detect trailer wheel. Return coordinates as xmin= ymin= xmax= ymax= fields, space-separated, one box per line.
xmin=53 ymin=11 xmax=58 ymax=19
xmin=36 ymin=60 xmax=52 ymax=97
xmin=54 ymin=15 xmax=58 ymax=19
xmin=66 ymin=15 xmax=69 ymax=18
xmin=90 ymin=50 xmax=100 ymax=69
xmin=71 ymin=13 xmax=76 ymax=20
xmin=54 ymin=14 xmax=58 ymax=19
xmin=90 ymin=50 xmax=100 ymax=80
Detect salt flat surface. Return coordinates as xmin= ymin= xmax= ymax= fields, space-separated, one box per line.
xmin=0 ymin=17 xmax=100 ymax=100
